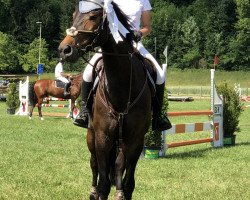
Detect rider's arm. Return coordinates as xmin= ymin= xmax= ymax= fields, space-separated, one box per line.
xmin=140 ymin=11 xmax=152 ymax=37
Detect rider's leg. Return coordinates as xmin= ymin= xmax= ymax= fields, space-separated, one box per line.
xmin=57 ymin=76 xmax=70 ymax=96
xmin=64 ymin=82 xmax=71 ymax=96
xmin=73 ymin=79 xmax=93 ymax=128
xmin=136 ymin=42 xmax=172 ymax=131
xmin=73 ymin=52 xmax=102 ymax=128
xmin=152 ymin=83 xmax=172 ymax=131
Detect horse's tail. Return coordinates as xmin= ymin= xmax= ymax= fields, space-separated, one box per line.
xmin=29 ymin=82 xmax=37 ymax=106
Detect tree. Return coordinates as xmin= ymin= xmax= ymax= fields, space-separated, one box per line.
xmin=180 ymin=16 xmax=201 ymax=68
xmin=143 ymin=3 xmax=186 ymax=66
xmin=20 ymin=38 xmax=49 ymax=72
xmin=0 ymin=0 xmax=249 ymax=72
xmin=225 ymin=0 xmax=250 ymax=70
xmin=0 ymin=32 xmax=22 ymax=73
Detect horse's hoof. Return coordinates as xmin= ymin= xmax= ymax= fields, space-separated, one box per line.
xmin=40 ymin=117 xmax=44 ymax=121
xmin=90 ymin=187 xmax=98 ymax=200
xmin=29 ymin=116 xmax=32 ymax=120
xmin=114 ymin=190 xmax=125 ymax=200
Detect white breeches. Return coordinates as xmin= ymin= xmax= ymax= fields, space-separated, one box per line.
xmin=83 ymin=42 xmax=166 ymax=85
xmin=83 ymin=52 xmax=102 ymax=82
xmin=56 ymin=76 xmax=69 ymax=83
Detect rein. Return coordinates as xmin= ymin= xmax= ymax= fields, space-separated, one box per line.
xmin=96 ymin=52 xmax=148 ymax=153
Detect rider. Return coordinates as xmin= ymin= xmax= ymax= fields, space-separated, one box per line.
xmin=73 ymin=0 xmax=172 ymax=131
xmin=55 ymin=59 xmax=71 ymax=96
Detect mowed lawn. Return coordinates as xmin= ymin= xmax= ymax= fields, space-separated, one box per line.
xmin=0 ymin=100 xmax=249 ymax=200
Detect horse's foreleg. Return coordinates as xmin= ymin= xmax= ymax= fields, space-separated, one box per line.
xmin=96 ymin=144 xmax=111 ymax=199
xmin=87 ymin=129 xmax=99 ymax=200
xmin=70 ymin=98 xmax=75 ymax=119
xmin=96 ymin=161 xmax=110 ymax=200
xmin=114 ymin=149 xmax=126 ymax=200
xmin=122 ymin=145 xmax=143 ymax=200
xmin=38 ymin=105 xmax=44 ymax=120
xmin=37 ymin=99 xmax=44 ymax=120
xmin=29 ymin=105 xmax=34 ymax=119
xmin=90 ymin=153 xmax=98 ymax=200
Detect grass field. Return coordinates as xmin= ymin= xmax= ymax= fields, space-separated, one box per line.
xmin=0 ymin=99 xmax=249 ymax=200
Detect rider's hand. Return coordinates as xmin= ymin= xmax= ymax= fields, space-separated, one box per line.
xmin=132 ymin=30 xmax=142 ymax=42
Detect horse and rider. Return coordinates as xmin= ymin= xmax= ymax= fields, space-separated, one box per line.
xmin=28 ymin=61 xmax=82 ymax=119
xmin=58 ymin=0 xmax=172 ymax=199
xmin=54 ymin=59 xmax=72 ymax=97
xmin=72 ymin=0 xmax=172 ymax=132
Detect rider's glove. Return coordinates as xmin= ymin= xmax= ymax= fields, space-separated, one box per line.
xmin=132 ymin=30 xmax=142 ymax=42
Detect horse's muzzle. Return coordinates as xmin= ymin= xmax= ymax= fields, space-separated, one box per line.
xmin=58 ymin=45 xmax=80 ymax=62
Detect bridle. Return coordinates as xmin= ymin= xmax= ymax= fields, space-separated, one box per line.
xmin=66 ymin=0 xmax=108 ymax=53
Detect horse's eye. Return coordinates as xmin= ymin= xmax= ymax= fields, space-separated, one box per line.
xmin=89 ymin=15 xmax=98 ymax=20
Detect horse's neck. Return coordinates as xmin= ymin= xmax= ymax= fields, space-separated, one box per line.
xmin=102 ymin=43 xmax=131 ymax=84
xmin=100 ymin=40 xmax=145 ymax=111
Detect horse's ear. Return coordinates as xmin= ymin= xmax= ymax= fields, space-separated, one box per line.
xmin=73 ymin=11 xmax=76 ymax=21
xmin=73 ymin=3 xmax=80 ymax=21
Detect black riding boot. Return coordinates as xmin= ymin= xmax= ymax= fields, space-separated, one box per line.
xmin=152 ymin=83 xmax=172 ymax=131
xmin=63 ymin=82 xmax=71 ymax=97
xmin=73 ymin=80 xmax=93 ymax=128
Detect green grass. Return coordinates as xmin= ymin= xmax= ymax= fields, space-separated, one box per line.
xmin=0 ymin=99 xmax=249 ymax=200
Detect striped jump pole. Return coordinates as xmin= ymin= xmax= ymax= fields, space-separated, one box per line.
xmin=160 ymin=69 xmax=224 ymax=157
xmin=42 ymin=97 xmax=74 ymax=118
xmin=43 ymin=97 xmax=67 ymax=101
xmin=37 ymin=104 xmax=70 ymax=108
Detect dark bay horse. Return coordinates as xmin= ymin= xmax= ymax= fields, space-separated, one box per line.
xmin=59 ymin=1 xmax=152 ymax=199
xmin=29 ymin=73 xmax=82 ymax=120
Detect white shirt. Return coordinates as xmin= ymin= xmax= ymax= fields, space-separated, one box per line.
xmin=113 ymin=0 xmax=152 ymax=30
xmin=55 ymin=62 xmax=63 ymax=78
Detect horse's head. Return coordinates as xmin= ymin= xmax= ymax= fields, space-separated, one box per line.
xmin=58 ymin=0 xmax=106 ymax=62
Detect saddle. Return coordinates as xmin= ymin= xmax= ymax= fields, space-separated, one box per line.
xmin=55 ymin=80 xmax=66 ymax=88
xmin=90 ymin=54 xmax=157 ymax=98
xmin=139 ymin=56 xmax=157 ymax=96
xmin=55 ymin=80 xmax=70 ymax=88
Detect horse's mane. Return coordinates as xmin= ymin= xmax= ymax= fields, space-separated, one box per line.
xmin=111 ymin=2 xmax=134 ymax=43
xmin=72 ymin=73 xmax=83 ymax=81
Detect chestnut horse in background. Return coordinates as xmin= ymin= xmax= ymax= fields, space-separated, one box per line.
xmin=29 ymin=73 xmax=82 ymax=120
xmin=59 ymin=1 xmax=152 ymax=200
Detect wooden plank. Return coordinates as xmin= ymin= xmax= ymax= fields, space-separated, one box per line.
xmin=167 ymin=138 xmax=213 ymax=148
xmin=168 ymin=110 xmax=213 ymax=117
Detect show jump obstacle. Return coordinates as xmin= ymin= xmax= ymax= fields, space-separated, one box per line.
xmin=159 ymin=69 xmax=224 ymax=156
xmin=16 ymin=76 xmax=73 ymax=118
xmin=16 ymin=76 xmax=29 ymax=116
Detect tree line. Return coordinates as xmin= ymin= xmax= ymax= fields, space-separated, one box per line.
xmin=0 ymin=0 xmax=249 ymax=74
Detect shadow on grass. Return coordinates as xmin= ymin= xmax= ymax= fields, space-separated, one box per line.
xmin=162 ymin=141 xmax=250 ymax=159
xmin=162 ymin=147 xmax=215 ymax=159
xmin=234 ymin=141 xmax=250 ymax=146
